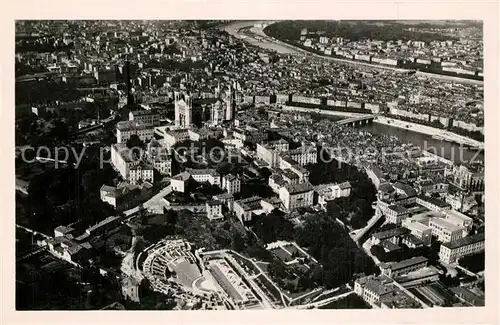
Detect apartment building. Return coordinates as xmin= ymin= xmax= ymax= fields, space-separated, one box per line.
xmin=386 ymin=204 xmax=410 ymax=225
xmin=439 ymin=232 xmax=485 ymax=264
xmin=129 ymin=109 xmax=160 ymax=126
xmin=111 ymin=143 xmax=140 ymax=180
xmin=279 ymin=182 xmax=314 ymax=212
xmin=233 ymin=196 xmax=265 ymax=223
xmin=222 ymin=173 xmax=241 ymax=195
xmin=100 ymin=183 xmax=152 ymax=212
xmin=278 ymin=156 xmax=310 ymax=183
xmin=256 ymin=140 xmax=288 ymax=168
xmin=152 ymin=156 xmax=172 ymax=176
xmin=315 ymin=181 xmax=352 ymax=208
xmin=214 ymin=193 xmax=235 ymax=211
xmin=170 ymin=172 xmax=191 ymax=193
xmin=206 ymin=200 xmax=223 ymax=220
xmin=416 ymin=195 xmax=452 ymax=212
xmin=365 ymin=166 xmax=386 ymax=189
xmin=129 ymin=164 xmax=154 ymax=184
xmin=354 ymin=275 xmax=396 ymax=307
xmin=186 ymin=168 xmax=221 ymax=186
xmin=116 ymin=120 xmax=154 ymax=143
xmin=233 ymin=125 xmax=267 ymax=143
xmin=286 ymin=145 xmax=318 ymax=166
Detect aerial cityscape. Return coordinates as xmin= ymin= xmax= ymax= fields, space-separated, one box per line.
xmin=15 ymin=20 xmax=485 ymax=311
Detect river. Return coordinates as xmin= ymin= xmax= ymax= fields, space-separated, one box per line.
xmin=361 ymin=122 xmax=484 ymax=164
xmin=223 ymin=21 xmax=484 ymax=164
xmin=315 ymin=114 xmax=483 ymax=163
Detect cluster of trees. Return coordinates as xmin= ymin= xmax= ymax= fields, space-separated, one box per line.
xmin=307 ymin=155 xmax=377 ymax=229
xmin=23 ymin=145 xmax=117 ymax=235
xmin=123 ymin=279 xmax=177 ymax=310
xmin=267 ymin=258 xmax=322 ymax=294
xmin=264 ymin=21 xmax=457 ymax=43
xmin=294 ymin=213 xmax=379 ymax=288
xmin=215 ymin=160 xmax=245 ymax=177
xmin=15 ymin=61 xmax=48 ymax=77
xmin=251 ymin=211 xmax=295 ymax=244
xmin=226 ymin=210 xmax=365 ymax=291
xmin=458 ymin=251 xmax=485 ymax=273
xmin=136 ymin=209 xmax=252 ymax=253
xmin=449 ymin=126 xmax=484 ymax=142
xmin=16 ymin=264 xmax=120 ymax=310
xmin=16 ymin=79 xmax=82 ymax=106
xmin=15 ymin=115 xmax=71 ymax=147
xmin=240 ymin=180 xmax=275 ymax=199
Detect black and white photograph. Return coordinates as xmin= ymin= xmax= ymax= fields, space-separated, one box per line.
xmin=13 ymin=18 xmax=489 ymax=313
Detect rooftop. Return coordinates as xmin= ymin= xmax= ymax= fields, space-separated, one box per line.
xmin=171 ymin=172 xmax=191 ymax=182
xmin=372 ymin=227 xmax=409 ymax=240
xmin=54 ymin=225 xmax=75 ymax=235
xmin=214 ymin=192 xmax=234 ymax=200
xmin=442 ymin=232 xmax=485 ymax=250
xmin=403 ymin=234 xmax=424 ymax=246
xmin=131 ymin=109 xmax=158 ymax=116
xmin=86 ymin=215 xmax=121 ymax=234
xmin=206 ymin=200 xmax=222 ymax=206
xmin=388 ymin=256 xmax=428 ymax=271
xmin=380 ymin=240 xmax=401 ymax=252
xmin=381 ymin=290 xmax=422 ymax=309
xmin=444 ymin=209 xmax=473 ymax=225
xmin=338 ymin=181 xmax=352 ymax=190
xmin=417 ymin=195 xmax=452 ymax=208
xmin=284 ymin=182 xmax=314 ymax=194
xmin=236 ymin=196 xmax=263 ymax=211
xmin=117 ymin=120 xmax=151 ymax=131
xmin=429 ymin=217 xmax=463 ymax=232
xmin=365 ymin=277 xmax=396 ymax=296
xmin=223 ymin=173 xmax=238 ymax=182
xmin=186 ymin=168 xmax=220 ymax=177
xmin=388 ymin=204 xmax=409 ymax=214
xmin=403 ymin=218 xmax=432 ymax=232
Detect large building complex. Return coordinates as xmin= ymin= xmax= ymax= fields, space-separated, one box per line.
xmin=439 ymin=233 xmax=485 ymax=264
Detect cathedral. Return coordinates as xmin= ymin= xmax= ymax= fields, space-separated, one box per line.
xmin=209 ymin=82 xmax=238 ymax=126
xmin=174 ymin=91 xmax=193 ymax=128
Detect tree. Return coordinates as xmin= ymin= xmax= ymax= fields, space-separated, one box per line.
xmin=430 ymin=119 xmax=444 ymax=129
xmin=268 ymin=259 xmax=287 ymax=279
xmin=82 ymin=170 xmax=99 ymax=194
xmin=231 ymin=232 xmax=246 ymax=252
xmin=126 ymin=134 xmax=145 ymax=149
xmin=458 ymin=252 xmax=485 ymax=273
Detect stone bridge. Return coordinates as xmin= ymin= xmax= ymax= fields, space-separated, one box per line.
xmin=337 ymin=115 xmax=376 ymax=127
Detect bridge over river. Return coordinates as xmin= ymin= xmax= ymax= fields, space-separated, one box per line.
xmin=337 ymin=115 xmax=376 ymax=127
